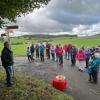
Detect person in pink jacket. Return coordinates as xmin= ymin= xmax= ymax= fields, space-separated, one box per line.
xmin=76 ymin=49 xmax=86 ymax=71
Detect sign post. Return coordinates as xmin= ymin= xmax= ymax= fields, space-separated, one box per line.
xmin=5 ymin=25 xmax=18 ymax=48
xmin=5 ymin=25 xmax=18 ymax=79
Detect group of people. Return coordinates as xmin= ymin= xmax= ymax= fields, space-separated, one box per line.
xmin=0 ymin=41 xmax=100 ymax=87
xmin=27 ymin=42 xmax=100 ymax=84
xmin=27 ymin=43 xmax=45 ymax=62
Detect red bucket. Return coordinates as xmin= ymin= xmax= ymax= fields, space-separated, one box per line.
xmin=52 ymin=76 xmax=67 ymax=91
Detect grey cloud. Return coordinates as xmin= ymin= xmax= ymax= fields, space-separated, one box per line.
xmin=48 ymin=11 xmax=100 ymax=25
xmin=16 ymin=0 xmax=100 ymax=34
xmin=47 ymin=0 xmax=100 ymax=16
xmin=47 ymin=0 xmax=100 ymax=25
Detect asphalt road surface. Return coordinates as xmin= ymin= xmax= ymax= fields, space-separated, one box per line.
xmin=0 ymin=57 xmax=100 ymax=100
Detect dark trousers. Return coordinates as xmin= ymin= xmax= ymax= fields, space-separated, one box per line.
xmin=46 ymin=49 xmax=50 ymax=59
xmin=40 ymin=52 xmax=44 ymax=62
xmin=89 ymin=74 xmax=92 ymax=81
xmin=71 ymin=55 xmax=76 ymax=66
xmin=65 ymin=52 xmax=67 ymax=59
xmin=36 ymin=51 xmax=39 ymax=58
xmin=4 ymin=66 xmax=13 ymax=86
xmin=92 ymin=71 xmax=98 ymax=83
xmin=86 ymin=58 xmax=90 ymax=67
xmin=51 ymin=53 xmax=55 ymax=61
xmin=59 ymin=56 xmax=63 ymax=65
xmin=27 ymin=55 xmax=32 ymax=62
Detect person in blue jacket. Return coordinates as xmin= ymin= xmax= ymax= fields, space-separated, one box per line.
xmin=39 ymin=43 xmax=45 ymax=62
xmin=88 ymin=53 xmax=100 ymax=84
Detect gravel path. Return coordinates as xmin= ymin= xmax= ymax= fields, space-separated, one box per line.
xmin=0 ymin=57 xmax=100 ymax=100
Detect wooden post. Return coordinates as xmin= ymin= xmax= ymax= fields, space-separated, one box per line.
xmin=5 ymin=25 xmax=18 ymax=49
xmin=5 ymin=29 xmax=11 ymax=49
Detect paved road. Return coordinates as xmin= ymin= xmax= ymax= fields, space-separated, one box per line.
xmin=0 ymin=57 xmax=100 ymax=100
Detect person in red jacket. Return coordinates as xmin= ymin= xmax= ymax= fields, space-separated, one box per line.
xmin=58 ymin=46 xmax=64 ymax=66
xmin=67 ymin=44 xmax=72 ymax=60
xmin=76 ymin=49 xmax=86 ymax=71
xmin=63 ymin=44 xmax=68 ymax=59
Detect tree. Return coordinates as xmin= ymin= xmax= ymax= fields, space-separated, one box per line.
xmin=0 ymin=0 xmax=50 ymax=27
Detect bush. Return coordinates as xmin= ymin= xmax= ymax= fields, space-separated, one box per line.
xmin=0 ymin=71 xmax=73 ymax=100
xmin=12 ymin=42 xmax=23 ymax=45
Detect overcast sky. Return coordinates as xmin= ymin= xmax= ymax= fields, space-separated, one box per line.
xmin=1 ymin=0 xmax=100 ymax=36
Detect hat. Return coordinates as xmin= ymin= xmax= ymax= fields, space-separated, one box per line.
xmin=94 ymin=53 xmax=100 ymax=58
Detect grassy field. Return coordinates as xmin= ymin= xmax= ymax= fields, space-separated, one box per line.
xmin=50 ymin=37 xmax=100 ymax=47
xmin=0 ymin=70 xmax=73 ymax=100
xmin=0 ymin=35 xmax=100 ymax=56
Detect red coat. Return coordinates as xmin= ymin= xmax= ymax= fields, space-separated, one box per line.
xmin=58 ymin=48 xmax=63 ymax=56
xmin=46 ymin=44 xmax=50 ymax=50
xmin=76 ymin=50 xmax=86 ymax=61
xmin=63 ymin=45 xmax=68 ymax=52
xmin=67 ymin=44 xmax=72 ymax=52
xmin=55 ymin=47 xmax=59 ymax=55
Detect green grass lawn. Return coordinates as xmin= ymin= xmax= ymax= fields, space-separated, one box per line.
xmin=50 ymin=37 xmax=100 ymax=47
xmin=0 ymin=70 xmax=73 ymax=100
xmin=0 ymin=36 xmax=100 ymax=56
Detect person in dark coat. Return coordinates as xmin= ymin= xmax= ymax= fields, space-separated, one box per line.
xmin=70 ymin=46 xmax=77 ymax=66
xmin=27 ymin=47 xmax=32 ymax=62
xmin=1 ymin=42 xmax=14 ymax=87
xmin=46 ymin=42 xmax=50 ymax=59
xmin=30 ymin=44 xmax=35 ymax=60
xmin=35 ymin=44 xmax=40 ymax=58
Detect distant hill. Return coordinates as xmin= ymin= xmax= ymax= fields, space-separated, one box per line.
xmin=92 ymin=34 xmax=100 ymax=38
xmin=1 ymin=33 xmax=100 ymax=40
xmin=14 ymin=34 xmax=78 ymax=39
xmin=80 ymin=34 xmax=100 ymax=39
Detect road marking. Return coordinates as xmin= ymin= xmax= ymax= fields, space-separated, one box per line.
xmin=69 ymin=86 xmax=73 ymax=90
xmin=89 ymin=89 xmax=100 ymax=95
